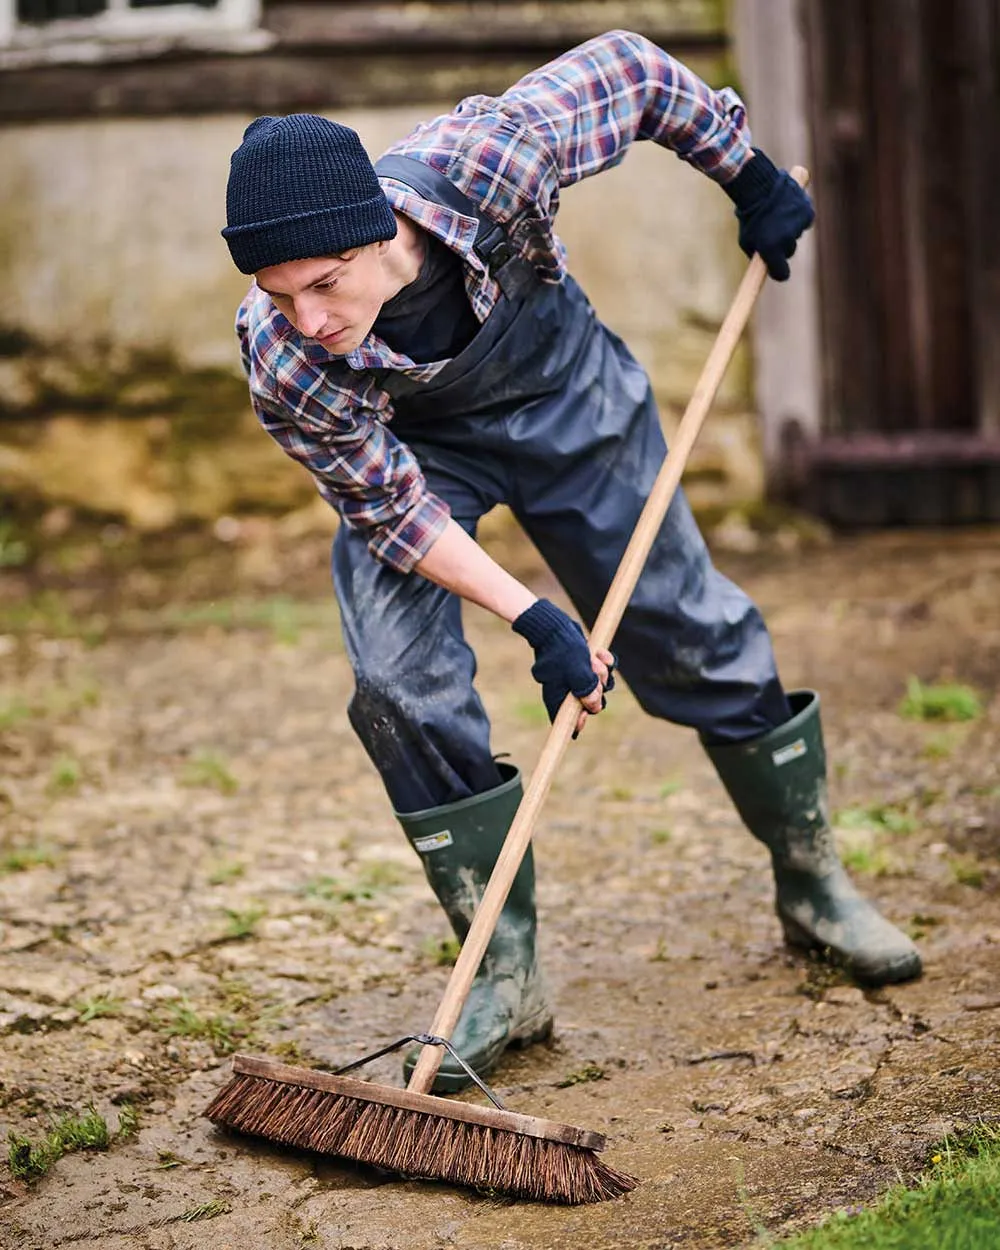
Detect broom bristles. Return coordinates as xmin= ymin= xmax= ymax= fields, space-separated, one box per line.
xmin=205 ymin=1071 xmax=637 ymax=1204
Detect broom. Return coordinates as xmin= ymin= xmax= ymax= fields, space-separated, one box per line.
xmin=205 ymin=168 xmax=808 ymax=1203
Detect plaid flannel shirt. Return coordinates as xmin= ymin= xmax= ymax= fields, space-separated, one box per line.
xmin=236 ymin=29 xmax=753 ymax=573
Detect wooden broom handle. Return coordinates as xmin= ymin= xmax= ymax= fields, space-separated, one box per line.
xmin=408 ymin=166 xmax=810 ymax=1095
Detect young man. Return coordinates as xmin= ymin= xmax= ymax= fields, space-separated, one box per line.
xmin=222 ymin=30 xmax=921 ymax=1092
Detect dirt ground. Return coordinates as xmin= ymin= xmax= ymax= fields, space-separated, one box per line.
xmin=1 ymin=517 xmax=999 ymax=1250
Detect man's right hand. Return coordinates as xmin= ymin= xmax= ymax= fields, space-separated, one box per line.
xmin=512 ymin=599 xmax=615 ymax=736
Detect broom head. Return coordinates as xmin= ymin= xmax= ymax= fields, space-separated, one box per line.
xmin=204 ymin=1054 xmax=637 ymax=1204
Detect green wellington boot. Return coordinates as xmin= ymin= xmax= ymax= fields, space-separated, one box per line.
xmin=396 ymin=763 xmax=553 ymax=1093
xmin=704 ymin=690 xmax=922 ymax=985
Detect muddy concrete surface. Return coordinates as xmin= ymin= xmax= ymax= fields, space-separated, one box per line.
xmin=1 ymin=520 xmax=998 ymax=1249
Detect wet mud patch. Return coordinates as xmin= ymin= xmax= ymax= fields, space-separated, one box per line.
xmin=1 ymin=527 xmax=998 ymax=1248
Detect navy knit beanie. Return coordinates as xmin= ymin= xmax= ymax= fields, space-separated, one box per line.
xmin=222 ymin=114 xmax=398 ymax=274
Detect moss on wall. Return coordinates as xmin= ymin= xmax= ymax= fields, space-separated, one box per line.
xmin=0 ymin=331 xmax=314 ymax=529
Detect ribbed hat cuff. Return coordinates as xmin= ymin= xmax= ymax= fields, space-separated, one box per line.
xmin=222 ymin=193 xmax=397 ymax=274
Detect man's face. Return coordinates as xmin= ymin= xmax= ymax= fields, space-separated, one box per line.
xmin=255 ymin=244 xmax=391 ymax=354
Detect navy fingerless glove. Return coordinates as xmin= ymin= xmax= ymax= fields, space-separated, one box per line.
xmin=512 ymin=599 xmax=599 ymax=722
xmin=723 ymin=148 xmax=814 ymax=282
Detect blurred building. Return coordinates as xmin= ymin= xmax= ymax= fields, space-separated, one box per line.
xmin=0 ymin=0 xmax=997 ymax=529
xmin=739 ymin=0 xmax=1000 ymax=526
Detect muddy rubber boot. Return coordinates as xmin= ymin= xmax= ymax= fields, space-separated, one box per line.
xmin=396 ymin=763 xmax=552 ymax=1093
xmin=704 ymin=690 xmax=922 ymax=986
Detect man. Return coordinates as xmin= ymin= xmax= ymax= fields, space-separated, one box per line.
xmin=222 ymin=30 xmax=921 ymax=1093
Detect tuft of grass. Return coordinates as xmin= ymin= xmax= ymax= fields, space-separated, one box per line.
xmin=48 ymin=754 xmax=82 ymax=794
xmin=115 ymin=1104 xmax=139 ymax=1140
xmin=156 ymin=595 xmax=326 ymax=644
xmin=950 ymin=859 xmax=985 ymax=889
xmin=921 ymin=731 xmax=960 ymax=761
xmin=649 ymin=827 xmax=672 ymax=845
xmin=835 ymin=803 xmax=916 ymax=836
xmin=606 ymin=785 xmax=634 ymax=801
xmin=220 ymin=906 xmax=266 ymax=940
xmin=0 ymin=521 xmax=29 ymax=568
xmin=173 ymin=1200 xmax=232 ymax=1223
xmin=180 ymin=750 xmax=238 ymax=795
xmin=156 ymin=1002 xmax=250 ymax=1055
xmin=0 ymin=843 xmax=57 ymax=874
xmin=421 ymin=935 xmax=461 ymax=967
xmin=556 ymin=1063 xmax=606 ymax=1088
xmin=778 ymin=1123 xmax=1000 ymax=1248
xmin=7 ymin=1105 xmax=128 ymax=1181
xmin=908 ymin=913 xmax=942 ymax=941
xmin=75 ymin=994 xmax=124 ymax=1023
xmin=300 ymin=861 xmax=406 ymax=906
xmin=840 ymin=840 xmax=894 ymax=878
xmin=899 ymin=677 xmax=982 ymax=723
xmin=512 ymin=699 xmax=549 ymax=726
xmin=0 ymin=698 xmax=32 ymax=731
xmin=659 ymin=780 xmax=683 ymax=799
xmin=207 ymin=860 xmax=245 ymax=886
xmin=7 ymin=1133 xmax=57 ymax=1181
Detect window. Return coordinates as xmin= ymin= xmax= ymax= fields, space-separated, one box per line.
xmin=0 ymin=0 xmax=263 ymax=59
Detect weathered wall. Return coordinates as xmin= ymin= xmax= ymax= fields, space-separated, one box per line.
xmin=0 ymin=64 xmax=760 ymax=528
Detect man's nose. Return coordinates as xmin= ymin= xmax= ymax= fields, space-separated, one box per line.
xmin=294 ymin=297 xmax=327 ymax=338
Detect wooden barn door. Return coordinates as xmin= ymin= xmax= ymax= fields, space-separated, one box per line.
xmin=802 ymin=0 xmax=1000 ymax=523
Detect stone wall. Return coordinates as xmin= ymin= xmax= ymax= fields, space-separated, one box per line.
xmin=0 ymin=65 xmax=762 ymax=530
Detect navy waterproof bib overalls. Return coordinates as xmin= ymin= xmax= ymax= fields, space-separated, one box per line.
xmin=332 ymin=157 xmax=789 ymax=813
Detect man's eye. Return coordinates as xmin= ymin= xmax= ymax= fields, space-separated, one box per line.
xmin=315 ymin=279 xmax=338 ymax=291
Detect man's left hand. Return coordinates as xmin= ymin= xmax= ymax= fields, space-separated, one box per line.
xmin=723 ymin=148 xmax=814 ymax=282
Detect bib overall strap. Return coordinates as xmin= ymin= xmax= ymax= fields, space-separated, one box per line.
xmin=375 ymin=154 xmax=520 ymax=296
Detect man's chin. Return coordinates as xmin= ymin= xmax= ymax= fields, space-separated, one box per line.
xmin=315 ymin=326 xmax=365 ymax=353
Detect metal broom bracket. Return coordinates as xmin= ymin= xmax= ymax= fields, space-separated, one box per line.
xmin=334 ymin=1034 xmax=508 ymax=1111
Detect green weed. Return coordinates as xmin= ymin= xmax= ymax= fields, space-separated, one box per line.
xmin=0 ymin=521 xmax=29 ymax=568
xmin=0 ymin=698 xmax=32 ymax=730
xmin=173 ymin=1200 xmax=232 ymax=1223
xmin=556 ymin=1063 xmax=606 ymax=1088
xmin=778 ymin=1122 xmax=1000 ymax=1248
xmin=156 ymin=1002 xmax=249 ymax=1055
xmin=156 ymin=596 xmax=328 ymax=644
xmin=0 ymin=843 xmax=57 ymax=874
xmin=115 ymin=1104 xmax=139 ymax=1139
xmin=606 ymin=785 xmax=634 ymax=801
xmin=899 ymin=678 xmax=982 ymax=723
xmin=659 ymin=780 xmax=683 ymax=799
xmin=220 ymin=906 xmax=266 ymax=940
xmin=0 ymin=681 xmax=100 ymax=730
xmin=48 ymin=754 xmax=82 ymax=794
xmin=7 ymin=1105 xmax=124 ymax=1181
xmin=180 ymin=751 xmax=238 ymax=795
xmin=0 ymin=591 xmax=105 ymax=644
xmin=921 ymin=732 xmax=960 ymax=760
xmin=840 ymin=840 xmax=893 ymax=878
xmin=207 ymin=860 xmax=245 ymax=886
xmin=301 ymin=861 xmax=406 ymax=905
xmin=421 ymin=935 xmax=461 ymax=966
xmin=649 ymin=827 xmax=672 ymax=845
xmin=513 ymin=699 xmax=548 ymax=726
xmin=908 ymin=914 xmax=942 ymax=941
xmin=950 ymin=859 xmax=986 ymax=889
xmin=834 ymin=804 xmax=916 ymax=835
xmin=75 ymin=994 xmax=123 ymax=1023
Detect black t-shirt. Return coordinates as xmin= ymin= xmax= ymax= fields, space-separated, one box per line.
xmin=374 ymin=231 xmax=480 ymax=364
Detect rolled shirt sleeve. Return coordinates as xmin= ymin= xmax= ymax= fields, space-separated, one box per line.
xmin=243 ymin=309 xmax=450 ymax=574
